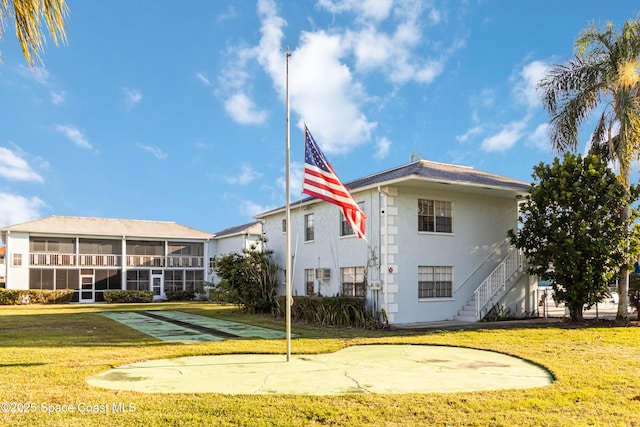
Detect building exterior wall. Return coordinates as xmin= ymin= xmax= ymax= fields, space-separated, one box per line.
xmin=262 ymin=183 xmax=532 ymax=324
xmin=5 ymin=232 xmax=30 ymax=290
xmin=3 ymin=231 xmax=214 ymax=302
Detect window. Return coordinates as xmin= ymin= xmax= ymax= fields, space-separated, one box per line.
xmin=126 ymin=270 xmax=150 ymax=291
xmin=30 ymin=237 xmax=75 ymax=253
xmin=340 ymin=202 xmax=365 ymax=236
xmin=341 ymin=266 xmax=365 ymax=297
xmin=56 ymin=269 xmax=79 ymax=290
xmin=12 ymin=253 xmax=22 ymax=267
xmin=79 ymin=239 xmax=121 ymax=255
xmin=168 ymin=242 xmax=203 ymax=256
xmin=126 ymin=240 xmax=163 ymax=256
xmin=418 ymin=199 xmax=452 ymax=233
xmin=185 ymin=270 xmax=203 ymax=292
xmin=164 ymin=270 xmax=184 ymax=292
xmin=304 ymin=213 xmax=314 ymax=241
xmin=29 ymin=269 xmax=54 ymax=290
xmin=95 ymin=269 xmax=121 ymax=291
xmin=305 ymin=268 xmax=315 ymax=295
xmin=282 ymin=219 xmax=287 ymax=233
xmin=418 ymin=266 xmax=453 ymax=298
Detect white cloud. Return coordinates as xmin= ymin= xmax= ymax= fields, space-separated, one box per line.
xmin=0 ymin=193 xmax=46 ymax=228
xmin=140 ymin=145 xmax=168 ymax=159
xmin=54 ymin=124 xmax=93 ymax=149
xmin=18 ymin=65 xmax=49 ymax=84
xmin=514 ymin=60 xmax=549 ymax=109
xmin=196 ymin=72 xmax=211 ymax=86
xmin=316 ymin=0 xmax=393 ymax=23
xmin=217 ymin=0 xmax=458 ymax=154
xmin=0 ymin=147 xmax=44 ymax=182
xmin=526 ymin=122 xmax=550 ymax=150
xmin=456 ymin=125 xmax=484 ymax=143
xmin=123 ymin=87 xmax=142 ymax=109
xmin=481 ymin=119 xmax=527 ymax=152
xmin=239 ymin=199 xmax=276 ymax=219
xmin=226 ymin=163 xmax=261 ymax=185
xmin=374 ymin=137 xmax=391 ymax=159
xmin=216 ymin=5 xmax=237 ymax=23
xmin=50 ymin=90 xmax=65 ymax=105
xmin=224 ymin=93 xmax=268 ymax=125
xmin=344 ymin=1 xmax=448 ymax=85
xmin=277 ymin=161 xmax=305 ymax=200
xmin=290 ymin=30 xmax=376 ymax=154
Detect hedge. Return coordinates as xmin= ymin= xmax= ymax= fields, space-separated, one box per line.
xmin=103 ymin=290 xmax=154 ymax=303
xmin=0 ymin=289 xmax=74 ymax=305
xmin=274 ymin=295 xmax=387 ymax=329
xmin=165 ymin=290 xmax=195 ymax=301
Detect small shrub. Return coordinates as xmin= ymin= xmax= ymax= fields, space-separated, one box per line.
xmin=103 ymin=290 xmax=153 ymax=303
xmin=0 ymin=289 xmax=74 ymax=305
xmin=165 ymin=290 xmax=195 ymax=301
xmin=482 ymin=304 xmax=538 ymax=322
xmin=274 ymin=295 xmax=387 ymax=329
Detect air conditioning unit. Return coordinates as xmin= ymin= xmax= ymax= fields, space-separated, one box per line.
xmin=315 ymin=268 xmax=330 ymax=280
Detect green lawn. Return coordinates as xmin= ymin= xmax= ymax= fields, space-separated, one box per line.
xmin=0 ymin=302 xmax=639 ymax=426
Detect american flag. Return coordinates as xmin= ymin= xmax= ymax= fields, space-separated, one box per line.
xmin=302 ymin=126 xmax=366 ymax=239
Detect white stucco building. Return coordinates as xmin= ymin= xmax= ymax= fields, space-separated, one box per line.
xmin=0 ymin=217 xmax=260 ymax=303
xmin=256 ymin=159 xmax=537 ymax=324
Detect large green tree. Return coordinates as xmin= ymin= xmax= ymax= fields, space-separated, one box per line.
xmin=508 ymin=153 xmax=638 ymax=321
xmin=538 ymin=16 xmax=640 ymax=320
xmin=0 ymin=0 xmax=67 ymax=66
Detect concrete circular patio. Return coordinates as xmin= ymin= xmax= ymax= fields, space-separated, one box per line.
xmin=87 ymin=344 xmax=553 ymax=395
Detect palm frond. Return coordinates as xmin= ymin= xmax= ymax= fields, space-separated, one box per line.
xmin=1 ymin=0 xmax=68 ymax=66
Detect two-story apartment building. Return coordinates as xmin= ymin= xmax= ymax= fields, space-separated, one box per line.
xmin=256 ymin=159 xmax=537 ymax=325
xmin=0 ymin=216 xmax=217 ymax=303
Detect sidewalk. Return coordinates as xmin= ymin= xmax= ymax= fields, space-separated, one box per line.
xmin=392 ymin=300 xmax=630 ymax=331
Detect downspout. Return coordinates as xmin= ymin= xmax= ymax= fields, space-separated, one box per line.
xmin=378 ymin=186 xmax=389 ymax=319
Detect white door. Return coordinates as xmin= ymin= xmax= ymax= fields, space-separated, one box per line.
xmin=151 ymin=272 xmax=163 ymax=299
xmin=80 ymin=274 xmax=94 ymax=303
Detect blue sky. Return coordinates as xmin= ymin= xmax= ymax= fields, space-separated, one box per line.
xmin=0 ymin=1 xmax=638 ymax=234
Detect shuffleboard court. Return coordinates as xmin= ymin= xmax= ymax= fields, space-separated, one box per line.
xmin=100 ymin=311 xmax=287 ymax=343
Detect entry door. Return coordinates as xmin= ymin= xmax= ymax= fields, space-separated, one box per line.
xmin=151 ymin=272 xmax=163 ymax=299
xmin=80 ymin=274 xmax=94 ymax=303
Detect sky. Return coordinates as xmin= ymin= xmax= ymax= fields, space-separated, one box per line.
xmin=0 ymin=0 xmax=638 ymax=235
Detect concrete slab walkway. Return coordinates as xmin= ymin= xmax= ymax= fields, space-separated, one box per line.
xmin=87 ymin=344 xmax=553 ymax=395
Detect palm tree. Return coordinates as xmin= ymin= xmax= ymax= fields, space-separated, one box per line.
xmin=539 ymin=16 xmax=640 ymax=320
xmin=1 ymin=0 xmax=68 ymax=66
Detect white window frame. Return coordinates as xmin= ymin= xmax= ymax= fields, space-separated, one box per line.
xmin=418 ymin=266 xmax=453 ymax=299
xmin=304 ymin=213 xmax=315 ymax=242
xmin=418 ymin=199 xmax=453 ymax=233
xmin=341 ymin=266 xmax=366 ymax=297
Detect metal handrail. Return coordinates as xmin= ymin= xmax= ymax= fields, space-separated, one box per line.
xmin=473 ymin=248 xmax=524 ymax=318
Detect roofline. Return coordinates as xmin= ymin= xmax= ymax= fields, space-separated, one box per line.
xmin=255 ymin=169 xmax=529 ymax=219
xmin=0 ymin=215 xmax=216 ymax=239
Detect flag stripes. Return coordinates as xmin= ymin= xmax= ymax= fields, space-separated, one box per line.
xmin=302 ymin=126 xmax=366 ymax=239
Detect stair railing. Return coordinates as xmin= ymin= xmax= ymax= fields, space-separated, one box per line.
xmin=473 ymin=247 xmax=525 ymax=319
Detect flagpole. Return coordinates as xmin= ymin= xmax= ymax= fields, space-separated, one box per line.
xmin=285 ymin=47 xmax=292 ymax=362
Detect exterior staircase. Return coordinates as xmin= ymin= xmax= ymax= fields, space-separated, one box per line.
xmin=454 ymin=247 xmax=526 ymax=322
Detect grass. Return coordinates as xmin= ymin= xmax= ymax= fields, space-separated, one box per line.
xmin=0 ymin=302 xmax=639 ymax=426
